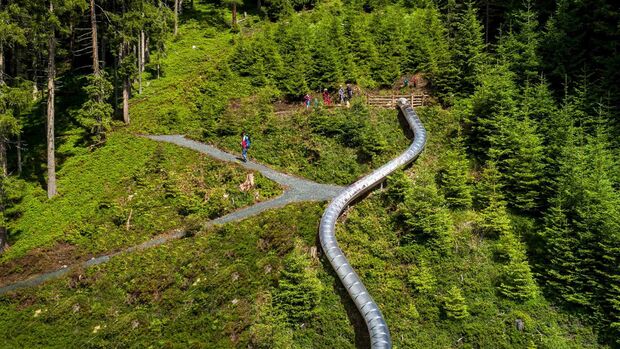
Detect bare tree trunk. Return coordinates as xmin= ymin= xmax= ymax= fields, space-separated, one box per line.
xmin=13 ymin=46 xmax=19 ymax=77
xmin=0 ymin=177 xmax=7 ymax=253
xmin=90 ymin=0 xmax=102 ymax=137
xmin=17 ymin=133 xmax=21 ymax=175
xmin=0 ymin=43 xmax=4 ymax=85
xmin=232 ymin=2 xmax=237 ymax=27
xmin=0 ymin=137 xmax=7 ymax=177
xmin=257 ymin=0 xmax=261 ymax=11
xmin=137 ymin=44 xmax=142 ymax=94
xmin=47 ymin=2 xmax=57 ymax=199
xmin=122 ymin=42 xmax=129 ymax=124
xmin=114 ymin=43 xmax=119 ymax=115
xmin=100 ymin=29 xmax=105 ymax=70
xmin=0 ymin=226 xmax=7 ymax=253
xmin=123 ymin=77 xmax=129 ymax=124
xmin=90 ymin=0 xmax=99 ymax=76
xmin=485 ymin=0 xmax=489 ymax=44
xmin=145 ymin=35 xmax=150 ymax=65
xmin=138 ymin=30 xmax=144 ymax=94
xmin=174 ymin=0 xmax=179 ymax=36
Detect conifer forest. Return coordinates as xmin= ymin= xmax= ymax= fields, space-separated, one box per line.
xmin=0 ymin=0 xmax=619 ymax=348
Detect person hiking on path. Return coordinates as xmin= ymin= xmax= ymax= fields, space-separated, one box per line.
xmin=322 ymin=88 xmax=331 ymax=106
xmin=304 ymin=93 xmax=312 ymax=109
xmin=338 ymin=85 xmax=346 ymax=105
xmin=412 ymin=75 xmax=418 ymax=88
xmin=346 ymin=84 xmax=353 ymax=100
xmin=240 ymin=131 xmax=251 ymax=162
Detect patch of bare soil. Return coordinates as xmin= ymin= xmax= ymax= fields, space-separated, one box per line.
xmin=273 ymin=100 xmax=305 ymax=117
xmin=0 ymin=243 xmax=87 ymax=287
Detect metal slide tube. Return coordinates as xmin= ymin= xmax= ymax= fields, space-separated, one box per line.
xmin=319 ymin=98 xmax=427 ymax=349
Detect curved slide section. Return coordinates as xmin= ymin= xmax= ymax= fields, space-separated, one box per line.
xmin=319 ymin=99 xmax=427 ymax=349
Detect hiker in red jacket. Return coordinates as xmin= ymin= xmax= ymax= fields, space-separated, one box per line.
xmin=322 ymin=88 xmax=331 ymax=106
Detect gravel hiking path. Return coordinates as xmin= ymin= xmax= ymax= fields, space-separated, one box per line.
xmin=0 ymin=135 xmax=343 ymax=295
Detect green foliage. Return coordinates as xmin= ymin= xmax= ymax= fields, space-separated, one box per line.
xmin=499 ymin=260 xmax=538 ymax=301
xmin=463 ymin=63 xmax=518 ymax=160
xmin=437 ymin=138 xmax=472 ymax=209
xmin=385 ymin=170 xmax=411 ymax=206
xmin=496 ymin=0 xmax=541 ymax=80
xmin=462 ymin=62 xmax=545 ymax=212
xmin=408 ymin=260 xmax=436 ymax=294
xmin=368 ymin=8 xmax=405 ymax=87
xmin=273 ymin=243 xmax=323 ymax=324
xmin=477 ymin=193 xmax=511 ymax=238
xmin=443 ymin=285 xmax=469 ymax=320
xmin=307 ymin=15 xmax=345 ymax=90
xmin=539 ymin=126 xmax=620 ymax=342
xmin=495 ymin=228 xmax=538 ymax=301
xmin=226 ymin=5 xmax=458 ymax=93
xmin=498 ymin=113 xmax=544 ymax=213
xmin=450 ymin=2 xmax=486 ymax=96
xmin=249 ymin=293 xmax=295 ymax=348
xmin=0 ymin=3 xmax=27 ymax=60
xmin=475 ymin=162 xmax=511 ymax=238
xmin=0 ymin=82 xmax=34 ymax=139
xmin=2 ymin=134 xmax=281 ymax=262
xmin=1 ymin=2 xmax=617 ymax=348
xmin=396 ymin=172 xmax=454 ymax=249
xmin=75 ymin=73 xmax=114 ymax=143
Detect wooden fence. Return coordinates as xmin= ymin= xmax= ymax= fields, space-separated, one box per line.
xmin=366 ymin=93 xmax=427 ymax=108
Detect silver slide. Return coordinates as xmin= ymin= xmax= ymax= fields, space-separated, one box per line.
xmin=319 ymin=98 xmax=427 ymax=349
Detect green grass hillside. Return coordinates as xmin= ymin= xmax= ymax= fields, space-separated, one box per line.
xmin=1 ymin=132 xmax=280 ymax=278
xmin=0 ymin=101 xmax=605 ymax=347
xmin=127 ymin=5 xmax=410 ymax=185
xmin=0 ymin=2 xmax=616 ymax=348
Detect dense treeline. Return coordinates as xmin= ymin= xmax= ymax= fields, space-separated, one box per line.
xmin=0 ymin=0 xmax=179 ymax=252
xmin=227 ymin=0 xmax=620 ymax=345
xmin=0 ymin=0 xmax=619 ymax=346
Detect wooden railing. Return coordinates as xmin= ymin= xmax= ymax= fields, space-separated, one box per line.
xmin=366 ymin=93 xmax=427 ymax=108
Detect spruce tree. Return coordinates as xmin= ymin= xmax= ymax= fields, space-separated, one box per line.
xmin=397 ymin=171 xmax=453 ymax=250
xmin=443 ymin=285 xmax=469 ymax=320
xmin=540 ymin=123 xmax=620 ymax=338
xmin=274 ymin=247 xmax=322 ymax=324
xmin=451 ymin=2 xmax=485 ymax=96
xmin=0 ymin=3 xmax=26 ymax=85
xmin=500 ymin=114 xmax=545 ymax=213
xmin=407 ymin=7 xmax=455 ymax=102
xmin=496 ymin=229 xmax=538 ymax=301
xmin=473 ymin=160 xmax=502 ymax=209
xmin=408 ymin=260 xmax=436 ymax=294
xmin=274 ymin=17 xmax=310 ymax=98
xmin=496 ymin=0 xmax=541 ymax=80
xmin=346 ymin=13 xmax=379 ymax=86
xmin=437 ymin=138 xmax=472 ymax=209
xmin=76 ymin=73 xmax=114 ymax=144
xmin=499 ymin=260 xmax=537 ymax=301
xmin=369 ymin=8 xmax=405 ymax=87
xmin=465 ymin=63 xmax=518 ymax=161
xmin=477 ymin=188 xmax=511 ymax=238
xmin=475 ymin=161 xmax=511 ymax=238
xmin=385 ymin=170 xmax=412 ymax=206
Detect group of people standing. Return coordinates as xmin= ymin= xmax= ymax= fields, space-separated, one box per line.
xmin=304 ymin=84 xmax=355 ymax=109
xmin=241 ymin=84 xmax=357 ymax=163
